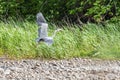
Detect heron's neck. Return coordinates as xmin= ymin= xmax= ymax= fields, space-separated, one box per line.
xmin=52 ymin=30 xmax=59 ymax=38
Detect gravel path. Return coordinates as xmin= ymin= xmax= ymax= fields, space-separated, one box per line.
xmin=0 ymin=58 xmax=120 ymax=80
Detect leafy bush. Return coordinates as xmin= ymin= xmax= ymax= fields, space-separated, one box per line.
xmin=0 ymin=0 xmax=120 ymax=23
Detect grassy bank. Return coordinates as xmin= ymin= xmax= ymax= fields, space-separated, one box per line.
xmin=0 ymin=21 xmax=120 ymax=59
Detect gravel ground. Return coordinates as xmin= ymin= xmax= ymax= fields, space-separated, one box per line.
xmin=0 ymin=58 xmax=120 ymax=80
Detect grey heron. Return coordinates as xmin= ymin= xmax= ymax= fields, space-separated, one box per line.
xmin=36 ymin=12 xmax=62 ymax=45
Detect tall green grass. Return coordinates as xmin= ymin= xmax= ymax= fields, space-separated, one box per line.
xmin=0 ymin=21 xmax=120 ymax=59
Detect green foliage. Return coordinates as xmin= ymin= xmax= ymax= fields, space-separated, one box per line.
xmin=65 ymin=0 xmax=120 ymax=23
xmin=0 ymin=0 xmax=120 ymax=23
xmin=0 ymin=21 xmax=120 ymax=59
xmin=0 ymin=0 xmax=20 ymax=19
xmin=0 ymin=0 xmax=43 ymax=20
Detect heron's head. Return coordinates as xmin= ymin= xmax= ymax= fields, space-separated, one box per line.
xmin=55 ymin=29 xmax=63 ymax=32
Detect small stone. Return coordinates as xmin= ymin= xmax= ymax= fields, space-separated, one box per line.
xmin=0 ymin=68 xmax=4 ymax=74
xmin=4 ymin=69 xmax=11 ymax=75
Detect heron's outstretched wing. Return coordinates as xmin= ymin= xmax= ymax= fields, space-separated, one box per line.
xmin=38 ymin=27 xmax=41 ymax=37
xmin=36 ymin=12 xmax=47 ymax=26
xmin=39 ymin=23 xmax=48 ymax=38
xmin=36 ymin=12 xmax=48 ymax=38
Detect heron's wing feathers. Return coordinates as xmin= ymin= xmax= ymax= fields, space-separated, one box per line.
xmin=36 ymin=12 xmax=48 ymax=38
xmin=37 ymin=25 xmax=48 ymax=38
xmin=39 ymin=24 xmax=48 ymax=38
xmin=36 ymin=12 xmax=47 ymax=26
xmin=44 ymin=37 xmax=53 ymax=46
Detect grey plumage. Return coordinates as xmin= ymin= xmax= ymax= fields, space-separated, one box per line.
xmin=36 ymin=12 xmax=62 ymax=46
xmin=36 ymin=12 xmax=47 ymax=26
